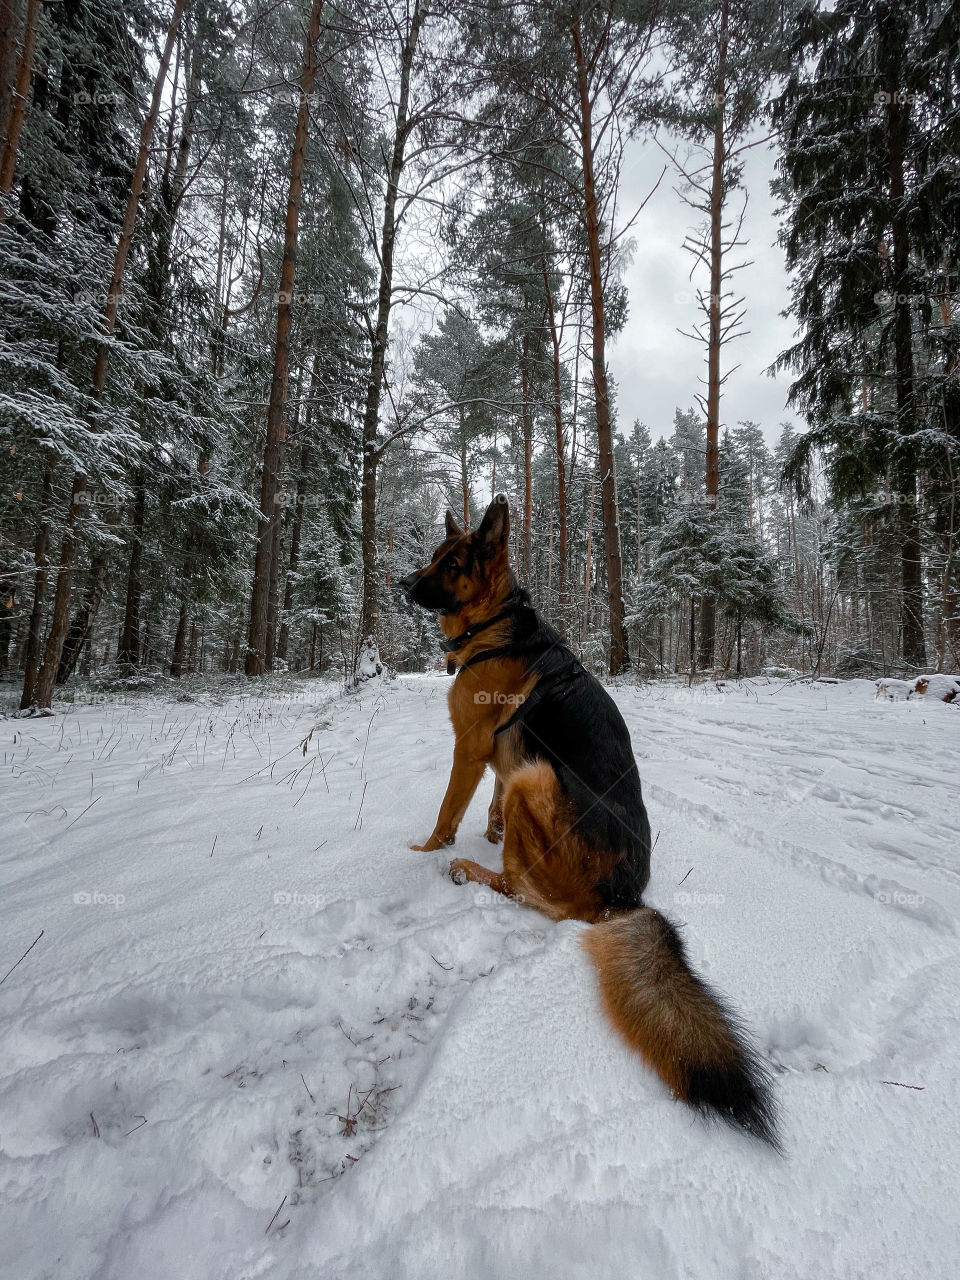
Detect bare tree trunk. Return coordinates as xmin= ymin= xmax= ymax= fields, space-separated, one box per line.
xmin=689 ymin=594 xmax=697 ymax=681
xmin=171 ymin=603 xmax=188 ymax=677
xmin=29 ymin=0 xmax=187 ymax=709
xmin=458 ymin=407 xmax=470 ymax=527
xmin=278 ymin=443 xmax=309 ymax=663
xmin=228 ymin=601 xmax=243 ymax=674
xmin=246 ymin=0 xmax=324 ymax=675
xmin=520 ymin=333 xmax=533 ymax=579
xmin=187 ymin=620 xmax=198 ymax=675
xmin=882 ymin=10 xmax=925 ymax=669
xmin=19 ymin=467 xmax=52 ymax=708
xmin=359 ymin=0 xmax=424 ymax=643
xmin=584 ymin=466 xmax=596 ymax=637
xmin=117 ymin=470 xmax=146 ymax=665
xmin=0 ymin=0 xmax=40 ymax=222
xmin=542 ymin=263 xmax=568 ymax=599
xmin=265 ymin=503 xmax=283 ymax=670
xmin=571 ymin=17 xmax=628 ymax=674
xmin=697 ymin=0 xmax=729 ymax=673
xmin=56 ymin=548 xmax=108 ymax=684
xmin=0 ymin=0 xmax=26 ymax=153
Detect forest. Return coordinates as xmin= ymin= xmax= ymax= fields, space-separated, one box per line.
xmin=1 ymin=0 xmax=958 ymax=706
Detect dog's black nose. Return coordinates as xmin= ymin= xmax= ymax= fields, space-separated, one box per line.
xmin=398 ymin=573 xmax=415 ymax=594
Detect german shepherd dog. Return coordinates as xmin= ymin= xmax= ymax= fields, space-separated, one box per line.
xmin=400 ymin=496 xmax=779 ymax=1148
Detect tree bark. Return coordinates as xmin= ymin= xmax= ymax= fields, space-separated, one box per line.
xmin=458 ymin=408 xmax=470 ymax=527
xmin=571 ymin=18 xmax=629 ymax=673
xmin=28 ymin=0 xmax=187 ymax=709
xmin=265 ymin=503 xmax=283 ymax=670
xmin=697 ymin=0 xmax=729 ymax=673
xmin=881 ymin=3 xmax=925 ymax=668
xmin=520 ymin=333 xmax=533 ymax=580
xmin=171 ymin=602 xmax=188 ymax=677
xmin=246 ymin=0 xmax=324 ymax=675
xmin=359 ymin=0 xmax=424 ymax=644
xmin=278 ymin=443 xmax=309 ymax=663
xmin=542 ymin=263 xmax=568 ymax=599
xmin=0 ymin=0 xmax=26 ymax=154
xmin=117 ymin=470 xmax=146 ymax=665
xmin=56 ymin=548 xmax=108 ymax=684
xmin=19 ymin=467 xmax=52 ymax=708
xmin=0 ymin=0 xmax=40 ymax=222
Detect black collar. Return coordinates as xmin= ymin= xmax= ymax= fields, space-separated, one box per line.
xmin=443 ymin=590 xmax=523 ymax=676
xmin=441 ymin=590 xmax=522 ymax=655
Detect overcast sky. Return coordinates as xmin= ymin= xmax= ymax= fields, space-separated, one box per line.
xmin=607 ymin=131 xmax=801 ymax=447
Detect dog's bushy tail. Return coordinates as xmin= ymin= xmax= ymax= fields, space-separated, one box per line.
xmin=582 ymin=907 xmax=780 ymax=1150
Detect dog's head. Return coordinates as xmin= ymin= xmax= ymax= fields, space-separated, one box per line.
xmin=399 ymin=496 xmax=511 ymax=617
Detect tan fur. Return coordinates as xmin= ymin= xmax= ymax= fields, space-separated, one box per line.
xmin=450 ymin=762 xmax=622 ymax=923
xmin=581 ymin=912 xmax=739 ymax=1102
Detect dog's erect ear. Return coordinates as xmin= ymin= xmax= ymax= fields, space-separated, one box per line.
xmin=477 ymin=494 xmax=509 ymax=555
xmin=445 ymin=510 xmax=463 ymax=539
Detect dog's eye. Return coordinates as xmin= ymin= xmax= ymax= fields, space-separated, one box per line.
xmin=447 ymin=558 xmax=461 ymax=572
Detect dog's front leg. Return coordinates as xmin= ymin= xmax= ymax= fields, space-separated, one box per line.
xmin=485 ymin=775 xmax=504 ymax=843
xmin=411 ymin=750 xmax=486 ymax=851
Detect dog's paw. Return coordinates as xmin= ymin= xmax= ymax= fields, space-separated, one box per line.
xmin=411 ymin=834 xmax=453 ymax=852
xmin=448 ymin=859 xmax=469 ymax=885
xmin=484 ymin=823 xmax=503 ymax=844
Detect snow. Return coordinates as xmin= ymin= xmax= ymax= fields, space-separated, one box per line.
xmin=877 ymin=674 xmax=960 ymax=703
xmin=1 ymin=675 xmax=958 ymax=1280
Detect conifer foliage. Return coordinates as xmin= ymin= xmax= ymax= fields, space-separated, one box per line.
xmin=0 ymin=0 xmax=957 ymax=698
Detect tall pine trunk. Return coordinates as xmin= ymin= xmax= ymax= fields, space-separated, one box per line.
xmin=359 ymin=0 xmax=424 ymax=644
xmin=520 ymin=333 xmax=533 ymax=579
xmin=697 ymin=0 xmax=729 ymax=673
xmin=118 ymin=470 xmax=146 ymax=665
xmin=19 ymin=467 xmax=52 ymax=707
xmin=571 ymin=17 xmax=628 ymax=674
xmin=57 ymin=549 xmax=107 ymax=684
xmin=0 ymin=0 xmax=40 ymax=222
xmin=278 ymin=444 xmax=309 ymax=663
xmin=0 ymin=0 xmax=26 ymax=153
xmin=881 ymin=4 xmax=925 ymax=669
xmin=542 ymin=261 xmax=568 ymax=600
xmin=26 ymin=0 xmax=187 ymax=709
xmin=246 ymin=0 xmax=324 ymax=675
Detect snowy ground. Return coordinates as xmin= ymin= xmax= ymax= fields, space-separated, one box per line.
xmin=1 ymin=674 xmax=958 ymax=1280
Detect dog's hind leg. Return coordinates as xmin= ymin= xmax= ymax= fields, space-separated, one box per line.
xmin=450 ymin=762 xmax=603 ymax=923
xmin=448 ymin=858 xmax=511 ymax=898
